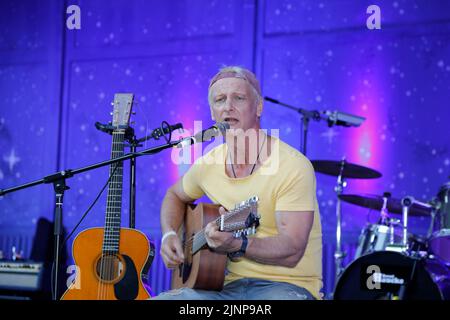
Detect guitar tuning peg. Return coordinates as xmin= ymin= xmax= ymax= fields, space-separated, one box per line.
xmin=132 ymin=111 xmax=136 ymax=115
xmin=111 ymin=102 xmax=115 ymax=106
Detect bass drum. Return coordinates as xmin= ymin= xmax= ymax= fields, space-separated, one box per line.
xmin=334 ymin=251 xmax=450 ymax=300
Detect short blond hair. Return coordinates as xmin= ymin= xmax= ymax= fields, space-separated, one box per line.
xmin=208 ymin=66 xmax=262 ymax=106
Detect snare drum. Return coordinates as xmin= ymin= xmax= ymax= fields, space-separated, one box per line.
xmin=354 ymin=222 xmax=401 ymax=259
xmin=429 ymin=182 xmax=450 ymax=265
xmin=355 ymin=223 xmax=396 ymax=259
xmin=334 ymin=251 xmax=450 ymax=300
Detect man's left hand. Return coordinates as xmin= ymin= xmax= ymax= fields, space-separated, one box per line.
xmin=204 ymin=207 xmax=241 ymax=253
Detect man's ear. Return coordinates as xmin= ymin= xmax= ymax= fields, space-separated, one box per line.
xmin=256 ymin=100 xmax=263 ymax=117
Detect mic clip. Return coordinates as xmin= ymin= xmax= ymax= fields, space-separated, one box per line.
xmin=95 ymin=121 xmax=131 ymax=134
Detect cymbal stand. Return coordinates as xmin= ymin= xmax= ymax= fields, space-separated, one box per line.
xmin=334 ymin=158 xmax=347 ymax=281
xmin=379 ymin=192 xmax=396 ymax=245
xmin=401 ymin=196 xmax=413 ymax=252
xmin=427 ymin=198 xmax=439 ymax=238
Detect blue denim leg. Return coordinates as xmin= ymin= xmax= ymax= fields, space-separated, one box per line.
xmin=152 ymin=287 xmax=225 ymax=300
xmin=152 ymin=278 xmax=316 ymax=300
xmin=227 ymin=278 xmax=316 ymax=300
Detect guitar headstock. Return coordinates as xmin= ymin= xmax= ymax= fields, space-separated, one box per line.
xmin=218 ymin=196 xmax=260 ymax=238
xmin=111 ymin=93 xmax=134 ymax=128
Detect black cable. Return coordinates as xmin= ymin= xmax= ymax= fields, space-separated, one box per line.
xmin=61 ymin=162 xmax=120 ymax=249
xmin=52 ymin=162 xmax=120 ymax=299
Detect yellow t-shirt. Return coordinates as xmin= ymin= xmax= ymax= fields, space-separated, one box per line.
xmin=182 ymin=136 xmax=323 ymax=299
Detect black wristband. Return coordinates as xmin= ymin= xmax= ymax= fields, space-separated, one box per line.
xmin=227 ymin=234 xmax=248 ymax=259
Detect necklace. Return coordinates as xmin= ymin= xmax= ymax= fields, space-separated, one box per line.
xmin=229 ymin=133 xmax=267 ymax=178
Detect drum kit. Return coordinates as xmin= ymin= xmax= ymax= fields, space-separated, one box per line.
xmin=311 ymin=159 xmax=450 ymax=300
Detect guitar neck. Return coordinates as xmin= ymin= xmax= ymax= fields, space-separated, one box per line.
xmin=102 ymin=130 xmax=126 ymax=254
xmin=190 ymin=207 xmax=245 ymax=254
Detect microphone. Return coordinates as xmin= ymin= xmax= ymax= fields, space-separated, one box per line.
xmin=176 ymin=122 xmax=230 ymax=148
xmin=140 ymin=122 xmax=183 ymax=142
xmin=264 ymin=96 xmax=280 ymax=104
xmin=323 ymin=110 xmax=366 ymax=127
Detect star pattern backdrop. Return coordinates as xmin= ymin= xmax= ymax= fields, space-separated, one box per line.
xmin=0 ymin=0 xmax=449 ymax=297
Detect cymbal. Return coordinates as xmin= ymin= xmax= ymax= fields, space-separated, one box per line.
xmin=338 ymin=194 xmax=433 ymax=217
xmin=311 ymin=160 xmax=382 ymax=179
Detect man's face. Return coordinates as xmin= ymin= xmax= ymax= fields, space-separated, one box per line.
xmin=209 ymin=77 xmax=262 ymax=131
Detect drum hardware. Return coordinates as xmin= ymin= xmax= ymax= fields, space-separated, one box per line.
xmin=428 ymin=182 xmax=450 ymax=266
xmin=387 ymin=218 xmax=401 ymax=245
xmin=340 ymin=193 xmax=433 ymax=259
xmin=311 ymin=159 xmax=382 ymax=282
xmin=400 ymin=196 xmax=413 ymax=248
xmin=379 ymin=192 xmax=399 ymax=246
xmin=333 ymin=158 xmax=347 ymax=280
xmin=427 ymin=203 xmax=438 ymax=238
xmin=338 ymin=193 xmax=433 ymax=217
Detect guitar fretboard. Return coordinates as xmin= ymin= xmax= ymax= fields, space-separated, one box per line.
xmin=102 ymin=131 xmax=125 ymax=254
xmin=191 ymin=203 xmax=257 ymax=254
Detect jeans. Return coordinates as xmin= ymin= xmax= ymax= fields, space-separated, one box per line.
xmin=152 ymin=278 xmax=316 ymax=300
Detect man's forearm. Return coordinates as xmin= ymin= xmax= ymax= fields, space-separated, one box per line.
xmin=244 ymin=235 xmax=306 ymax=268
xmin=160 ymin=188 xmax=187 ymax=234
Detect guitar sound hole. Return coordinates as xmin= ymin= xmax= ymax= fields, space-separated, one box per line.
xmin=95 ymin=254 xmax=125 ymax=283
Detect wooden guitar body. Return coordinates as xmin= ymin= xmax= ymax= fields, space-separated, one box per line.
xmin=61 ymin=227 xmax=153 ymax=300
xmin=171 ymin=203 xmax=228 ymax=291
xmin=171 ymin=197 xmax=259 ymax=291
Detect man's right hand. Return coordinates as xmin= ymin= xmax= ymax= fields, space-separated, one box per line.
xmin=160 ymin=233 xmax=185 ymax=269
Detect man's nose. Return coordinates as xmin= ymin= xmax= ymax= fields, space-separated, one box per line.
xmin=224 ymin=97 xmax=234 ymax=111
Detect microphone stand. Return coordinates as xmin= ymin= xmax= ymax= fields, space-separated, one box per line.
xmin=127 ymin=128 xmax=138 ymax=229
xmin=264 ymin=97 xmax=366 ymax=156
xmin=0 ymin=139 xmax=181 ymax=300
xmin=264 ymin=97 xmax=323 ymax=155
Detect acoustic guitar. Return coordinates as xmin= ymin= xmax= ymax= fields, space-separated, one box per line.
xmin=62 ymin=93 xmax=153 ymax=300
xmin=171 ymin=196 xmax=260 ymax=291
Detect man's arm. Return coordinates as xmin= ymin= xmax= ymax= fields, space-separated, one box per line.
xmin=205 ymin=210 xmax=314 ymax=268
xmin=244 ymin=211 xmax=314 ymax=267
xmin=159 ymin=178 xmax=197 ymax=269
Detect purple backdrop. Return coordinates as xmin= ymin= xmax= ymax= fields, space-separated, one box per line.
xmin=0 ymin=0 xmax=449 ymax=298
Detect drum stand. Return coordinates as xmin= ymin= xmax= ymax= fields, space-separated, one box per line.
xmin=334 ymin=159 xmax=347 ymax=281
xmin=401 ymin=197 xmax=412 ymax=249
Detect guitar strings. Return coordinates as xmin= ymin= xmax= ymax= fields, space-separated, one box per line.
xmin=99 ymin=132 xmax=116 ymax=299
xmin=103 ymin=132 xmax=120 ymax=299
xmin=186 ymin=206 xmax=253 ymax=254
xmin=98 ymin=130 xmax=124 ymax=300
xmin=109 ymin=131 xmax=122 ymax=299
